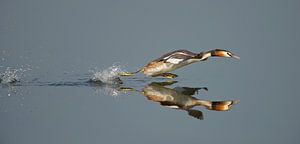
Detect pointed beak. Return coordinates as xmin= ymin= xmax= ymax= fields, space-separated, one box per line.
xmin=231 ymin=54 xmax=240 ymax=59
xmin=228 ymin=52 xmax=240 ymax=59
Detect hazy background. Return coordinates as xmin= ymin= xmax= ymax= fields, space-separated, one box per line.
xmin=1 ymin=0 xmax=300 ymax=144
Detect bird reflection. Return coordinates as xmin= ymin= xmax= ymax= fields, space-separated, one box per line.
xmin=121 ymin=81 xmax=239 ymax=120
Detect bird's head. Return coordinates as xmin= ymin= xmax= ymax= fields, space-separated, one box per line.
xmin=211 ymin=49 xmax=240 ymax=59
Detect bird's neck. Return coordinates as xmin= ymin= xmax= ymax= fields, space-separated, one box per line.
xmin=195 ymin=100 xmax=212 ymax=108
xmin=194 ymin=51 xmax=212 ymax=60
xmin=201 ymin=52 xmax=212 ymax=60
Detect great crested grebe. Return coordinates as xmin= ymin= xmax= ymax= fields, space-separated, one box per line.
xmin=119 ymin=49 xmax=239 ymax=78
xmin=119 ymin=81 xmax=239 ymax=120
xmin=140 ymin=81 xmax=239 ymax=119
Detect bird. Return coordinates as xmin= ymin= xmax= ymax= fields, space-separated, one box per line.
xmin=140 ymin=81 xmax=239 ymax=120
xmin=119 ymin=49 xmax=239 ymax=78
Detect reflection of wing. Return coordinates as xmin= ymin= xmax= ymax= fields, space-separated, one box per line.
xmin=173 ymin=87 xmax=208 ymax=95
xmin=187 ymin=109 xmax=203 ymax=120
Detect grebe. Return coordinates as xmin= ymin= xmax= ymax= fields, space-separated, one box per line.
xmin=119 ymin=49 xmax=239 ymax=78
xmin=140 ymin=81 xmax=239 ymax=119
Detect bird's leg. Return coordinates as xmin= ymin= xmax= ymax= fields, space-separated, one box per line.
xmin=154 ymin=73 xmax=178 ymax=79
xmin=118 ymin=69 xmax=144 ymax=77
xmin=118 ymin=71 xmax=135 ymax=76
xmin=161 ymin=73 xmax=178 ymax=78
xmin=118 ymin=87 xmax=140 ymax=93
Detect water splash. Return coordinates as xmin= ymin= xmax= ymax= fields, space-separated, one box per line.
xmin=0 ymin=68 xmax=20 ymax=83
xmin=0 ymin=67 xmax=31 ymax=84
xmin=93 ymin=85 xmax=122 ymax=96
xmin=89 ymin=64 xmax=124 ymax=84
xmin=88 ymin=64 xmax=129 ymax=96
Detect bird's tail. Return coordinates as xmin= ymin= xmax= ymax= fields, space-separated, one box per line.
xmin=118 ymin=68 xmax=144 ymax=76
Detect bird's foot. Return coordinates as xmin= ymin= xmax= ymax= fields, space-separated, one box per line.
xmin=159 ymin=73 xmax=178 ymax=79
xmin=118 ymin=71 xmax=134 ymax=76
xmin=119 ymin=87 xmax=135 ymax=92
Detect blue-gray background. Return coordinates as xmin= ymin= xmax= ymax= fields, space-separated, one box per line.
xmin=1 ymin=0 xmax=299 ymax=144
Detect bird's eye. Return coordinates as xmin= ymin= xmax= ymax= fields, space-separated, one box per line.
xmin=227 ymin=52 xmax=232 ymax=57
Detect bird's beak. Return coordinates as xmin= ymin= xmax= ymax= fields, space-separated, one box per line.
xmin=228 ymin=52 xmax=240 ymax=59
xmin=231 ymin=54 xmax=240 ymax=59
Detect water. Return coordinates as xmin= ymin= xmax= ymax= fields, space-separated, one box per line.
xmin=0 ymin=66 xmax=242 ymax=143
xmin=1 ymin=0 xmax=300 ymax=144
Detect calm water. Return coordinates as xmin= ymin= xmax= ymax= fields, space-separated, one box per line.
xmin=1 ymin=0 xmax=300 ymax=144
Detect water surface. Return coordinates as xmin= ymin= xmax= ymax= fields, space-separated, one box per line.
xmin=1 ymin=0 xmax=300 ymax=144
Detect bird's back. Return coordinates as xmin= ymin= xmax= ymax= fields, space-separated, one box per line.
xmin=153 ymin=49 xmax=197 ymax=62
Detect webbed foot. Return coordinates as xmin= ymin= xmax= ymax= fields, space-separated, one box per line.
xmin=119 ymin=87 xmax=135 ymax=92
xmin=155 ymin=73 xmax=178 ymax=79
xmin=118 ymin=71 xmax=135 ymax=76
